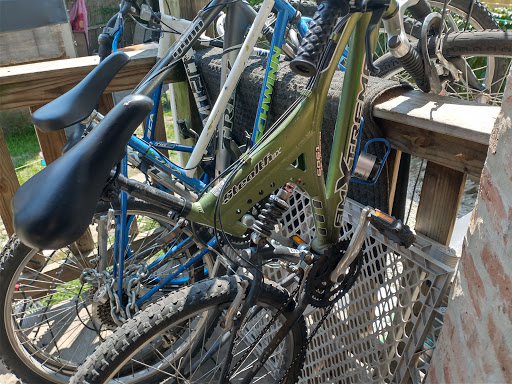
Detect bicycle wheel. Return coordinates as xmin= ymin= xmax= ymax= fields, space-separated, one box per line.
xmin=71 ymin=276 xmax=307 ymax=384
xmin=0 ymin=199 xmax=213 ymax=384
xmin=375 ymin=0 xmax=509 ymax=105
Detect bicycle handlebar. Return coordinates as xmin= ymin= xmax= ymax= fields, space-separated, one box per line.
xmin=408 ymin=0 xmax=432 ymax=22
xmin=289 ymin=0 xmax=350 ymax=77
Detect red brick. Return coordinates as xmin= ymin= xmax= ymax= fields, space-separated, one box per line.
xmin=443 ymin=355 xmax=452 ymax=384
xmin=487 ymin=315 xmax=512 ymax=382
xmin=461 ymin=249 xmax=486 ymax=318
xmin=506 ymin=150 xmax=512 ymax=181
xmin=481 ymin=243 xmax=512 ymax=306
xmin=449 ymin=320 xmax=466 ymax=382
xmin=460 ymin=310 xmax=480 ymax=360
xmin=479 ymin=169 xmax=507 ymax=229
xmin=427 ymin=360 xmax=438 ymax=383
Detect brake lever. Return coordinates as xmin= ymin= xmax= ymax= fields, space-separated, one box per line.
xmin=364 ymin=7 xmax=387 ymax=74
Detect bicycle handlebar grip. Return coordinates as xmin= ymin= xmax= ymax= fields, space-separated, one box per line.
xmin=408 ymin=0 xmax=432 ymax=22
xmin=97 ymin=33 xmax=113 ymax=62
xmin=290 ymin=0 xmax=350 ymax=77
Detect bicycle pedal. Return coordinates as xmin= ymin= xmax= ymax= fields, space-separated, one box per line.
xmin=369 ymin=210 xmax=415 ymax=248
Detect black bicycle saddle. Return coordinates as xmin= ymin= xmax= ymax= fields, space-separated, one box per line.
xmin=31 ymin=51 xmax=131 ymax=132
xmin=13 ymin=94 xmax=153 ymax=250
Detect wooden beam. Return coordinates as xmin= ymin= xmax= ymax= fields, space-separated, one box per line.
xmin=29 ymin=105 xmax=67 ymax=166
xmin=0 ymin=124 xmax=20 ymax=236
xmin=387 ymin=149 xmax=402 ymax=214
xmin=373 ymin=88 xmax=499 ymax=146
xmin=154 ymin=99 xmax=169 ymax=158
xmin=373 ymin=88 xmax=498 ymax=179
xmin=0 ymin=45 xmax=158 ymax=111
xmin=414 ymin=162 xmax=467 ymax=245
xmin=98 ymin=93 xmax=116 ymax=115
xmin=376 ymin=118 xmax=488 ymax=179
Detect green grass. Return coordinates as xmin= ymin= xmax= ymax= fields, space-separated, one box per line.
xmin=4 ymin=94 xmax=181 ymax=187
xmin=5 ymin=129 xmax=44 ymax=185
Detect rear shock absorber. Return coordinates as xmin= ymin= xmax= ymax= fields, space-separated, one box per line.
xmin=252 ymin=183 xmax=295 ymax=242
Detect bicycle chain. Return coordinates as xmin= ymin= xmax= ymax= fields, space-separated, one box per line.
xmin=278 ymin=303 xmax=335 ymax=384
xmin=80 ymin=262 xmax=149 ymax=326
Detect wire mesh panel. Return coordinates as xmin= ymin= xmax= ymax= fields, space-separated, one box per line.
xmin=276 ymin=190 xmax=456 ymax=384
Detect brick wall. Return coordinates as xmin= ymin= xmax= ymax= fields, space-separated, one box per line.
xmin=425 ymin=73 xmax=512 ymax=382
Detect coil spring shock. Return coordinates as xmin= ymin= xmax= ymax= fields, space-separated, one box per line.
xmin=388 ymin=35 xmax=430 ymax=93
xmin=252 ymin=183 xmax=295 ymax=239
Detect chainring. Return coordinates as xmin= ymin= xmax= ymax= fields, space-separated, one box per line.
xmin=305 ymin=239 xmax=363 ymax=307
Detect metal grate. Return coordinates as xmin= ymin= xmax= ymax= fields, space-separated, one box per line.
xmin=274 ymin=190 xmax=456 ymax=384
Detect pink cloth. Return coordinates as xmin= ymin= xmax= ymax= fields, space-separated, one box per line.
xmin=69 ymin=0 xmax=89 ymax=46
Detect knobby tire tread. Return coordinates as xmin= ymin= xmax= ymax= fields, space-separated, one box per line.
xmin=72 ymin=276 xmax=307 ymax=384
xmin=0 ymin=199 xmax=206 ymax=384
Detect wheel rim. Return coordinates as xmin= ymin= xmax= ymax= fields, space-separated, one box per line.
xmin=376 ymin=1 xmax=509 ymax=106
xmin=4 ymin=209 xmax=211 ymax=383
xmin=103 ymin=302 xmax=296 ymax=383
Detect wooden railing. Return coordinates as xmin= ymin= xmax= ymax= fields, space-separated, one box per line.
xmin=0 ymin=45 xmax=500 ymax=247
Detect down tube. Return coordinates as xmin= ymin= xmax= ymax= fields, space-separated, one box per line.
xmin=323 ymin=13 xmax=372 ymax=245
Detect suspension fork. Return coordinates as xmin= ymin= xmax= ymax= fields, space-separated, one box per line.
xmin=219 ymin=262 xmax=264 ymax=383
xmin=239 ymin=296 xmax=308 ymax=384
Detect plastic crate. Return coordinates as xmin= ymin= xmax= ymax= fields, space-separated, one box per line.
xmin=273 ymin=190 xmax=456 ymax=384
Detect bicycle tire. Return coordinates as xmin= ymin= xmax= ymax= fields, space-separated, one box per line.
xmin=0 ymin=199 xmax=213 ymax=384
xmin=375 ymin=0 xmax=509 ymax=105
xmin=253 ymin=0 xmax=318 ymax=18
xmin=376 ymin=29 xmax=512 ymax=105
xmin=71 ymin=276 xmax=307 ymax=384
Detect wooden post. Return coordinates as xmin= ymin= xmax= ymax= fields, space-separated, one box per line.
xmin=171 ymin=0 xmax=214 ymax=35
xmin=30 ymin=105 xmax=68 ymax=165
xmin=154 ymin=99 xmax=169 ymax=158
xmin=0 ymin=124 xmax=20 ymax=236
xmin=387 ymin=149 xmax=402 ymax=214
xmin=98 ymin=93 xmax=116 ymax=115
xmin=414 ymin=161 xmax=467 ymax=245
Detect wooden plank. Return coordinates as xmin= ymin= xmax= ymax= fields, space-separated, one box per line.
xmin=154 ymin=99 xmax=169 ymax=158
xmin=0 ymin=45 xmax=158 ymax=111
xmin=387 ymin=149 xmax=402 ymax=214
xmin=30 ymin=105 xmax=67 ymax=165
xmin=414 ymin=162 xmax=467 ymax=245
xmin=98 ymin=93 xmax=115 ymax=115
xmin=0 ymin=123 xmax=20 ymax=236
xmin=376 ymin=117 xmax=488 ymax=179
xmin=0 ymin=24 xmax=71 ymax=66
xmin=373 ymin=88 xmax=499 ymax=145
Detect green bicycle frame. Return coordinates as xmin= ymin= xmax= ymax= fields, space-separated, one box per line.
xmin=187 ymin=4 xmax=397 ymax=251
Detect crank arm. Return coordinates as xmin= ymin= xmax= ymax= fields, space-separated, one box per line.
xmin=330 ymin=206 xmax=415 ymax=283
